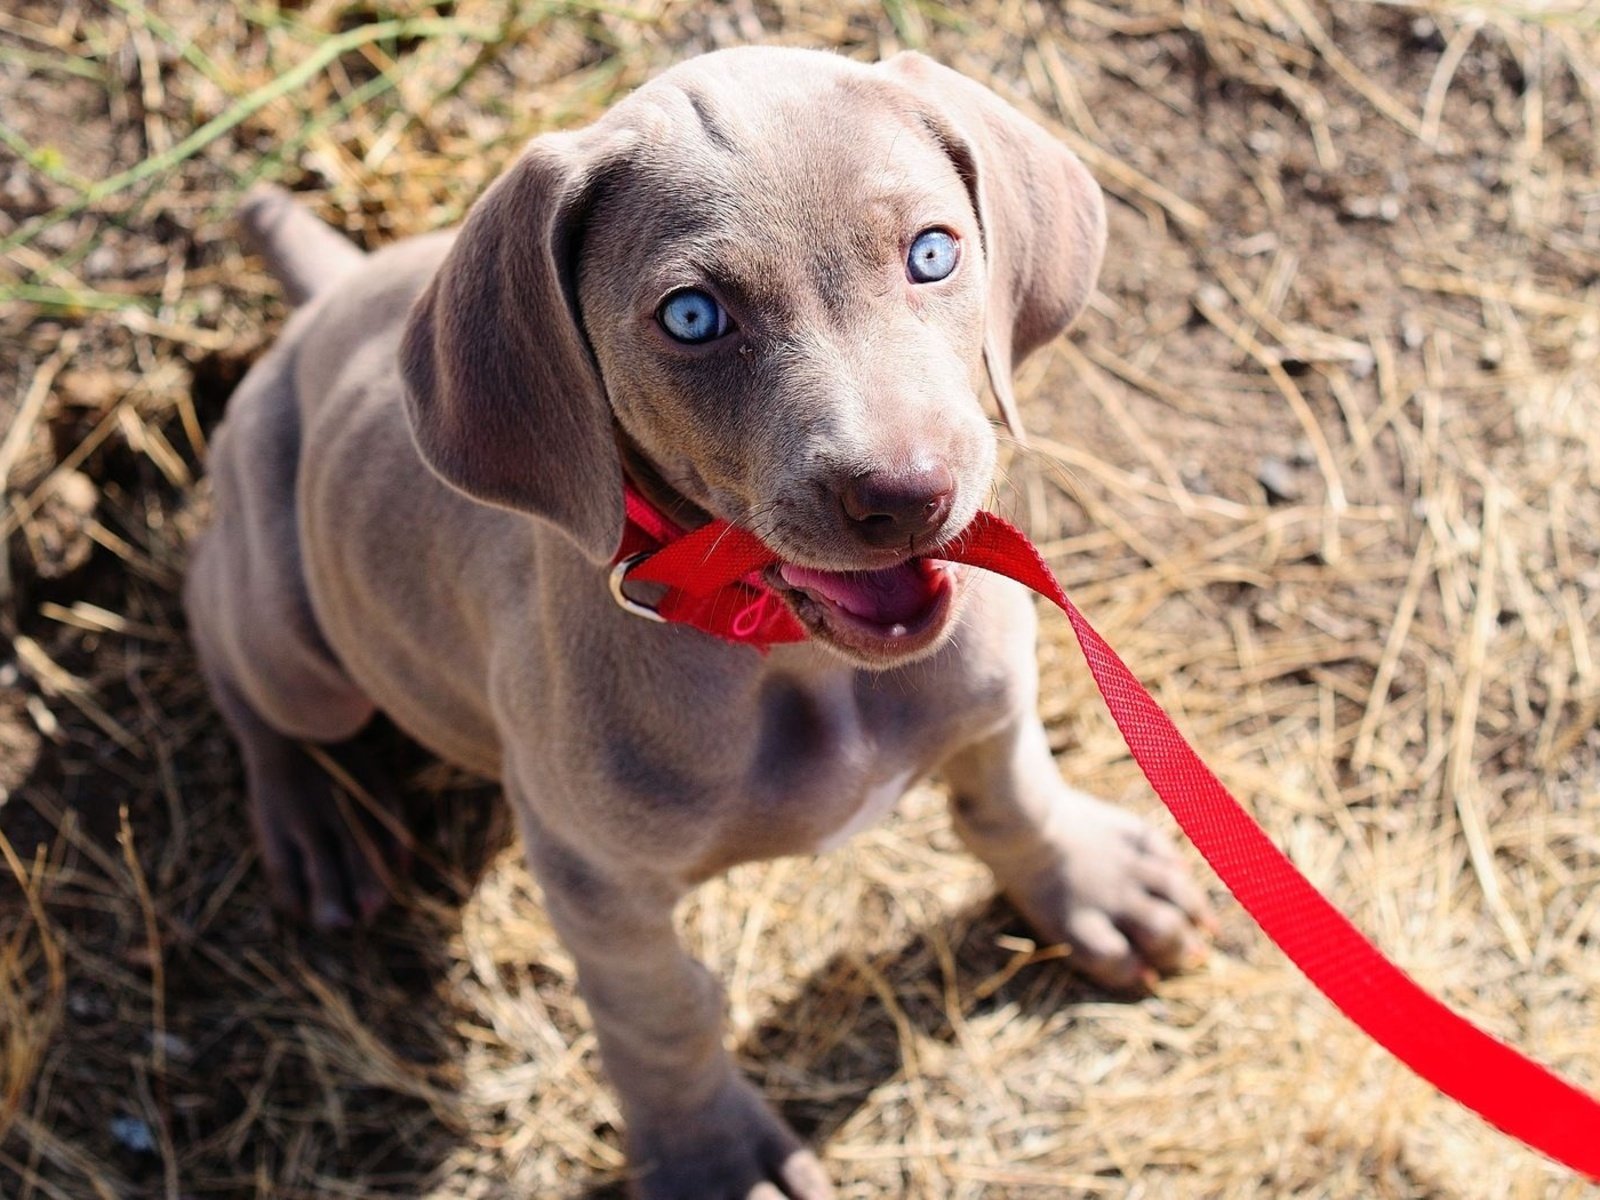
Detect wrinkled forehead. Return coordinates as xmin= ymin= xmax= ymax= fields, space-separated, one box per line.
xmin=582 ymin=73 xmax=973 ymax=295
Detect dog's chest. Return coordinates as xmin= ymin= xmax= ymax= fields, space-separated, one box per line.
xmin=741 ymin=661 xmax=1006 ymax=854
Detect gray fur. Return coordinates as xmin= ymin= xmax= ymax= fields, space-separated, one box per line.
xmin=189 ymin=48 xmax=1208 ymax=1199
xmin=237 ymin=184 xmax=365 ymax=305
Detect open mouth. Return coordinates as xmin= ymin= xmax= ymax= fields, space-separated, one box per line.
xmin=768 ymin=556 xmax=966 ymax=659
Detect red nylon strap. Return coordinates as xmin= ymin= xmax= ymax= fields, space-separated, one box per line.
xmin=618 ymin=497 xmax=1600 ymax=1177
xmin=947 ymin=511 xmax=1600 ymax=1177
xmin=616 ymin=485 xmax=807 ymax=646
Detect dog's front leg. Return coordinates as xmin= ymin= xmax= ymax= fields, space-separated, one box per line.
xmin=941 ymin=715 xmax=1215 ymax=991
xmin=514 ymin=802 xmax=833 ymax=1200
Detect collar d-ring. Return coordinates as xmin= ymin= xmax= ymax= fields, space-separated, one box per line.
xmin=609 ymin=552 xmax=667 ymax=622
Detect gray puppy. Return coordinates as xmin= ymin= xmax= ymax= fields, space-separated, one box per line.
xmin=186 ymin=46 xmax=1212 ymax=1200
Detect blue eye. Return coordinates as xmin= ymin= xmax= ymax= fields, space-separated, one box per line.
xmin=658 ymin=288 xmax=730 ymax=344
xmin=907 ymin=229 xmax=958 ymax=283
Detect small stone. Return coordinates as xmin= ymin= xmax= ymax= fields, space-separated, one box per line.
xmin=109 ymin=1115 xmax=157 ymax=1155
xmin=1401 ymin=313 xmax=1426 ymax=350
xmin=1248 ymin=129 xmax=1281 ymax=155
xmin=151 ymin=1031 xmax=195 ymax=1063
xmin=1410 ymin=17 xmax=1445 ymax=49
xmin=1257 ymin=457 xmax=1302 ymax=504
xmin=1341 ymin=194 xmax=1400 ymax=223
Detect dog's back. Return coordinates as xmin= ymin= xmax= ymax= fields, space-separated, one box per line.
xmin=188 ymin=203 xmax=486 ymax=757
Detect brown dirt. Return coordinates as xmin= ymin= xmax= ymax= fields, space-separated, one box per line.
xmin=2 ymin=0 xmax=1597 ymax=1197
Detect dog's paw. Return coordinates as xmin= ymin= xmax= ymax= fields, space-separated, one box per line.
xmin=628 ymin=1076 xmax=832 ymax=1200
xmin=1005 ymin=794 xmax=1215 ymax=991
xmin=250 ymin=746 xmax=408 ymax=931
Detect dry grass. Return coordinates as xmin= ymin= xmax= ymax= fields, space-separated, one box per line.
xmin=2 ymin=0 xmax=1598 ymax=1196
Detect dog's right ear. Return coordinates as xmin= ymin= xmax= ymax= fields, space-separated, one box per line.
xmin=400 ymin=132 xmax=626 ymax=563
xmin=878 ymin=53 xmax=1106 ymax=445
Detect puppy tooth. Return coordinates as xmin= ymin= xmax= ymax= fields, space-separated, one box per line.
xmin=890 ymin=623 xmax=908 ymax=637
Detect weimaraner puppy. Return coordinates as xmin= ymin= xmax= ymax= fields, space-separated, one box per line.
xmin=185 ymin=46 xmax=1212 ymax=1199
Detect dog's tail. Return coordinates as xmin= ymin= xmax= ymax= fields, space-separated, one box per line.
xmin=237 ymin=184 xmax=365 ymax=307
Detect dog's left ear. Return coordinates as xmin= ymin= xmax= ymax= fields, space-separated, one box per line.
xmin=879 ymin=52 xmax=1107 ymax=441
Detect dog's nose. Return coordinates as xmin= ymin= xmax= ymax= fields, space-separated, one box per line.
xmin=841 ymin=465 xmax=954 ymax=548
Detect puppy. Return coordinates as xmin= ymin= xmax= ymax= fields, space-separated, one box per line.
xmin=186 ymin=46 xmax=1212 ymax=1199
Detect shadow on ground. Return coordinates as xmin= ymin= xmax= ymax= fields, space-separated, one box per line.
xmin=4 ymin=610 xmax=1119 ymax=1198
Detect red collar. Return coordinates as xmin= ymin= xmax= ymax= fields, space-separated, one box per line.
xmin=605 ymin=478 xmax=1600 ymax=1174
xmin=611 ymin=480 xmax=806 ymax=648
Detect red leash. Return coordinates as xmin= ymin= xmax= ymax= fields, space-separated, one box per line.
xmin=615 ymin=491 xmax=1600 ymax=1177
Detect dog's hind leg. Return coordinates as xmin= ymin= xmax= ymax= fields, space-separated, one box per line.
xmin=185 ymin=339 xmax=406 ymax=927
xmin=202 ymin=667 xmax=406 ymax=927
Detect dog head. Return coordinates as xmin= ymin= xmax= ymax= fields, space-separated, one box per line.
xmin=400 ymin=47 xmax=1105 ymax=666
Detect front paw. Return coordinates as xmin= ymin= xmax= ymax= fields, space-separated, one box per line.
xmin=1005 ymin=795 xmax=1214 ymax=991
xmin=628 ymin=1076 xmax=832 ymax=1200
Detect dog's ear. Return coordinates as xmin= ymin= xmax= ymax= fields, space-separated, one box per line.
xmin=880 ymin=53 xmax=1107 ymax=442
xmin=400 ymin=132 xmax=626 ymax=563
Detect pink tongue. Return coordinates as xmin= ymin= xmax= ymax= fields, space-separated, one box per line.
xmin=778 ymin=560 xmax=939 ymax=624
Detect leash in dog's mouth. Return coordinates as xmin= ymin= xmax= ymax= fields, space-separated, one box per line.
xmin=614 ymin=477 xmax=975 ymax=653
